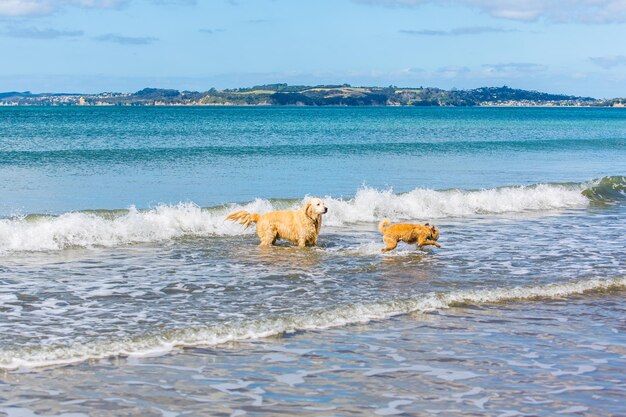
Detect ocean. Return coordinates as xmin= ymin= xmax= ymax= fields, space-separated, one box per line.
xmin=0 ymin=106 xmax=625 ymax=416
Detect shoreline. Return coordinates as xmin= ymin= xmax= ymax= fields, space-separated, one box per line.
xmin=2 ymin=85 xmax=624 ymax=107
xmin=1 ymin=103 xmax=625 ymax=108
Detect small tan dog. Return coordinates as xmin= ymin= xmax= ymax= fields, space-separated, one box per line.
xmin=378 ymin=219 xmax=441 ymax=252
xmin=226 ymin=198 xmax=328 ymax=247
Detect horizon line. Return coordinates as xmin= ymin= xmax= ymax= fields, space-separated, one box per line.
xmin=0 ymin=83 xmax=601 ymax=99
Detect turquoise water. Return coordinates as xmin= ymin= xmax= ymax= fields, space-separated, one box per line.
xmin=1 ymin=107 xmax=625 ymax=215
xmin=0 ymin=107 xmax=625 ymax=416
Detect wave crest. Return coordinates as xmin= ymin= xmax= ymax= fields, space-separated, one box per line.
xmin=323 ymin=182 xmax=589 ymax=225
xmin=1 ymin=277 xmax=624 ymax=370
xmin=1 ymin=178 xmax=621 ymax=254
xmin=582 ymin=175 xmax=626 ymax=202
xmin=0 ymin=200 xmax=269 ymax=254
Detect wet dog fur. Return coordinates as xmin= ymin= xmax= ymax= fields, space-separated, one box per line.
xmin=378 ymin=219 xmax=441 ymax=252
xmin=226 ymin=198 xmax=328 ymax=247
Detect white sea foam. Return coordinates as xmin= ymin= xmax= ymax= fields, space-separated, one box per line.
xmin=322 ymin=184 xmax=589 ymax=226
xmin=0 ymin=183 xmax=591 ymax=254
xmin=1 ymin=276 xmax=623 ymax=371
xmin=0 ymin=200 xmax=271 ymax=254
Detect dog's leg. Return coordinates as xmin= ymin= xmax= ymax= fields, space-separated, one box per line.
xmin=258 ymin=234 xmax=273 ymax=247
xmin=258 ymin=228 xmax=276 ymax=247
xmin=381 ymin=236 xmax=398 ymax=252
xmin=296 ymin=230 xmax=311 ymax=247
xmin=418 ymin=237 xmax=441 ymax=248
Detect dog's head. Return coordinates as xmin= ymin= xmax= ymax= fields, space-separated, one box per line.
xmin=425 ymin=223 xmax=440 ymax=241
xmin=304 ymin=198 xmax=328 ymax=219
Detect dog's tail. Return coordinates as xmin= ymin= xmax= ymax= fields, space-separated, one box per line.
xmin=226 ymin=210 xmax=260 ymax=229
xmin=378 ymin=219 xmax=391 ymax=234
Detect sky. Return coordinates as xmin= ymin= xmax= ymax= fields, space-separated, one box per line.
xmin=1 ymin=0 xmax=626 ymax=97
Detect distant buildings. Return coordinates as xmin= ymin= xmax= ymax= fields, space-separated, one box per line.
xmin=0 ymin=85 xmax=623 ymax=107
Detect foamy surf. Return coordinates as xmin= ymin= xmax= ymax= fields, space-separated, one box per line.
xmin=0 ymin=177 xmax=622 ymax=255
xmin=0 ymin=200 xmax=270 ymax=255
xmin=323 ymin=183 xmax=589 ymax=226
xmin=1 ymin=276 xmax=624 ymax=371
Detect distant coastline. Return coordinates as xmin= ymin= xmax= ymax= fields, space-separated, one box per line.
xmin=1 ymin=84 xmax=625 ymax=107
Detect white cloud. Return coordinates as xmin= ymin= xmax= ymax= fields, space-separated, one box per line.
xmin=355 ymin=0 xmax=626 ymax=23
xmin=0 ymin=0 xmax=192 ymax=16
xmin=589 ymin=55 xmax=626 ymax=69
xmin=481 ymin=62 xmax=548 ymax=75
xmin=94 ymin=33 xmax=158 ymax=44
xmin=2 ymin=26 xmax=84 ymax=38
xmin=0 ymin=0 xmax=52 ymax=16
xmin=0 ymin=0 xmax=126 ymax=16
xmin=400 ymin=26 xmax=515 ymax=36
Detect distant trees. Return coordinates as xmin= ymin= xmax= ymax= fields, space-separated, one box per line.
xmin=134 ymin=88 xmax=180 ymax=100
xmin=0 ymin=84 xmax=603 ymax=106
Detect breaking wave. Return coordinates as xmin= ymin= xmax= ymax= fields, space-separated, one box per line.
xmin=1 ymin=276 xmax=624 ymax=370
xmin=0 ymin=177 xmax=622 ymax=254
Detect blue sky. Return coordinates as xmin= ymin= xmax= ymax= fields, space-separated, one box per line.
xmin=1 ymin=0 xmax=626 ymax=97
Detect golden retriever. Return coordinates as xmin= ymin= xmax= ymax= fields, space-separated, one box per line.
xmin=226 ymin=198 xmax=328 ymax=247
xmin=378 ymin=219 xmax=441 ymax=252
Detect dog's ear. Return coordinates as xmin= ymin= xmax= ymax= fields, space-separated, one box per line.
xmin=425 ymin=223 xmax=430 ymax=226
xmin=304 ymin=201 xmax=314 ymax=218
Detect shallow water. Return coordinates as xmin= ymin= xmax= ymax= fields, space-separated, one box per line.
xmin=2 ymin=294 xmax=624 ymax=416
xmin=0 ymin=107 xmax=625 ymax=415
xmin=1 ymin=200 xmax=625 ymax=369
